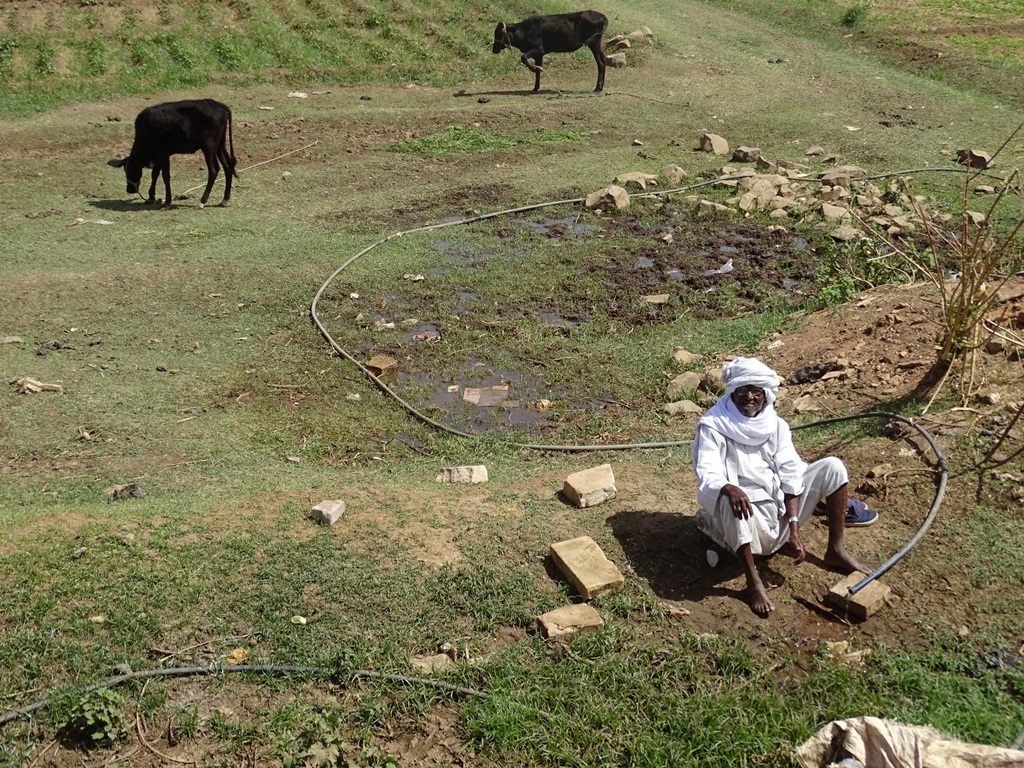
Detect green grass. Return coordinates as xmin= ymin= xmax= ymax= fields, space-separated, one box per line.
xmin=2 ymin=0 xmax=1024 ymax=764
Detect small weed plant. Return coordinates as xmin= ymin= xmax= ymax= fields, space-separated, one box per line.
xmin=811 ymin=235 xmax=929 ymax=310
xmin=64 ymin=688 xmax=127 ymax=747
xmin=840 ymin=3 xmax=870 ymax=28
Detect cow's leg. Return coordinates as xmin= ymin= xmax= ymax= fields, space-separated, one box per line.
xmin=159 ymin=160 xmax=173 ymax=207
xmin=218 ymin=144 xmax=234 ymax=203
xmin=199 ymin=146 xmax=220 ymax=206
xmin=587 ymin=38 xmax=606 ymax=92
xmin=146 ymin=165 xmax=159 ymax=204
xmin=519 ymin=50 xmax=544 ymax=91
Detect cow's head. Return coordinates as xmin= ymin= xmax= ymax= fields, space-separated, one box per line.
xmin=107 ymin=155 xmax=145 ymax=195
xmin=492 ymin=22 xmax=511 ymax=53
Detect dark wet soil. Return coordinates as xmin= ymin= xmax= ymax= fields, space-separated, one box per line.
xmin=326 ymin=202 xmax=825 ymax=435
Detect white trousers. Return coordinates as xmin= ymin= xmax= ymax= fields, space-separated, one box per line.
xmin=697 ymin=457 xmax=848 ymax=556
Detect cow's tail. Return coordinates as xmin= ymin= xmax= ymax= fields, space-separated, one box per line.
xmin=227 ymin=108 xmax=239 ymax=179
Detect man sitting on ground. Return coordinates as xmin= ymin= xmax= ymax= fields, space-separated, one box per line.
xmin=692 ymin=357 xmax=871 ymax=615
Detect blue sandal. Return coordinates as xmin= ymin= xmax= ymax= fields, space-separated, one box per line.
xmin=814 ymin=498 xmax=879 ymax=527
xmin=844 ymin=499 xmax=879 ymax=527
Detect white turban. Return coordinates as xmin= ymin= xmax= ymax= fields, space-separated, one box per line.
xmin=721 ymin=357 xmax=780 ymax=405
xmin=693 ymin=357 xmax=781 ymax=461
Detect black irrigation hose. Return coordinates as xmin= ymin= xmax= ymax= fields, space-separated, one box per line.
xmin=3 ymin=169 xmax=959 ymax=732
xmin=311 ymin=187 xmax=951 ymax=589
xmin=0 ymin=664 xmax=487 ymax=729
xmin=790 ymin=412 xmax=949 ymax=596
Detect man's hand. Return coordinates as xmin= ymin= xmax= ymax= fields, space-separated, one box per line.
xmin=720 ymin=484 xmax=752 ymax=519
xmin=789 ymin=525 xmax=806 ymax=565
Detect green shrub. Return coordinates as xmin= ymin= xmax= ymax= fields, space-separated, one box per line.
xmin=65 ymin=688 xmax=127 ymax=747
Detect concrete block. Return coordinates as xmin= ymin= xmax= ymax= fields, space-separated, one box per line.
xmin=563 ymin=464 xmax=617 ymax=508
xmin=436 ymin=465 xmax=488 ymax=484
xmin=366 ymin=355 xmax=398 ymax=381
xmin=537 ymin=603 xmax=604 ymax=639
xmin=310 ymin=499 xmax=345 ymax=526
xmin=550 ymin=536 xmax=624 ymax=600
xmin=826 ymin=572 xmax=893 ymax=619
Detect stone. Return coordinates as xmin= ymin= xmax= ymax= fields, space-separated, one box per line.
xmin=696 ymin=199 xmax=733 ymax=216
xmin=106 ymin=482 xmax=145 ymax=502
xmin=603 ymin=34 xmax=630 ymax=50
xmin=701 ymin=368 xmax=723 ymax=392
xmin=626 ymin=26 xmax=652 ymax=40
xmin=805 ymin=145 xmax=825 ymax=156
xmin=792 ymin=395 xmax=822 ymax=414
xmin=699 ymin=132 xmax=729 ymax=155
xmin=672 ymin=347 xmax=701 ymax=364
xmin=660 ymin=164 xmax=688 ymax=184
xmin=956 ymin=148 xmax=992 ymax=169
xmin=820 ymin=165 xmax=867 ymax=188
xmin=732 ymin=146 xmax=761 ymax=163
xmin=615 ymin=171 xmax=658 ymax=190
xmin=563 ymin=464 xmax=617 ymax=508
xmin=821 ymin=202 xmax=850 ymax=221
xmin=436 ymin=465 xmax=489 ymax=484
xmin=605 ymin=52 xmax=627 ymax=68
xmin=831 ymin=225 xmax=862 ymax=242
xmin=663 ymin=400 xmax=704 ymax=416
xmin=537 ymin=603 xmax=604 ymax=638
xmin=311 ymin=499 xmax=346 ymax=525
xmin=366 ymin=355 xmax=398 ymax=381
xmin=826 ymin=572 xmax=893 ymax=619
xmin=410 ymin=653 xmax=454 ymax=673
xmin=549 ymin=536 xmax=624 ymax=599
xmin=986 ymin=337 xmax=1007 ymax=354
xmin=666 ymin=371 xmax=703 ymax=399
xmin=643 ymin=293 xmax=670 ymax=304
xmin=975 ymin=386 xmax=1000 ymax=405
xmin=585 ymin=184 xmax=629 ymax=210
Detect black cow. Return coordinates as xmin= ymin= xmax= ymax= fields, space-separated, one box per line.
xmin=108 ymin=99 xmax=237 ymax=207
xmin=492 ymin=10 xmax=608 ymax=93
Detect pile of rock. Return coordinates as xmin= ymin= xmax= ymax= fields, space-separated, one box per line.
xmin=587 ymin=131 xmax=999 ymax=243
xmin=602 ymin=26 xmax=653 ymax=69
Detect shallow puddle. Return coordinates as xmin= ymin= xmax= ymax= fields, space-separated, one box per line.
xmin=399 ymin=361 xmax=561 ymax=434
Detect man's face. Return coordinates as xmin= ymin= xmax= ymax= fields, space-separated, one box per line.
xmin=731 ymin=385 xmax=766 ymax=417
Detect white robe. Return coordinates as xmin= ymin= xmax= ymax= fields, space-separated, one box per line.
xmin=694 ymin=421 xmax=846 ymax=556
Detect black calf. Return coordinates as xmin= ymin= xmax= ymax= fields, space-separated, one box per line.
xmin=492 ymin=10 xmax=608 ymax=93
xmin=108 ymin=99 xmax=238 ymax=207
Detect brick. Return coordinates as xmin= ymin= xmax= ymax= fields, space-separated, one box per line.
xmin=826 ymin=572 xmax=893 ymax=619
xmin=563 ymin=464 xmax=617 ymax=509
xmin=537 ymin=604 xmax=604 ymax=639
xmin=366 ymin=355 xmax=398 ymax=381
xmin=435 ymin=465 xmax=488 ymax=484
xmin=310 ymin=499 xmax=345 ymax=526
xmin=550 ymin=536 xmax=624 ymax=600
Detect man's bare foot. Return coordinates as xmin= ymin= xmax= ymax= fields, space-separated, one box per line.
xmin=824 ymin=545 xmax=871 ymax=575
xmin=746 ymin=581 xmax=775 ymax=615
